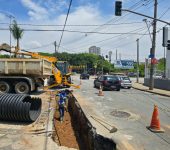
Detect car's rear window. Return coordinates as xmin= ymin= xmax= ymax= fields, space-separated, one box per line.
xmin=122 ymin=77 xmax=130 ymax=80
xmin=105 ymin=76 xmax=118 ymax=81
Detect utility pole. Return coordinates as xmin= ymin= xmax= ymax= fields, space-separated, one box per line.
xmin=54 ymin=41 xmax=57 ymax=54
xmin=101 ymin=54 xmax=104 ymax=75
xmin=109 ymin=51 xmax=112 ymax=63
xmin=136 ymin=39 xmax=139 ymax=83
xmin=116 ymin=49 xmax=117 ymax=60
xmin=119 ymin=53 xmax=121 ymax=60
xmin=163 ymin=47 xmax=166 ymax=78
xmin=0 ymin=11 xmax=15 ymax=57
xmin=149 ymin=0 xmax=157 ymax=90
xmin=9 ymin=16 xmax=12 ymax=57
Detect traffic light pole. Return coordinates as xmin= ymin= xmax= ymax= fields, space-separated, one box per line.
xmin=119 ymin=0 xmax=159 ymax=90
xmin=121 ymin=8 xmax=170 ymax=25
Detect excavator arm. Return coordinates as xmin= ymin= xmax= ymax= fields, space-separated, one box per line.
xmin=21 ymin=50 xmax=80 ymax=88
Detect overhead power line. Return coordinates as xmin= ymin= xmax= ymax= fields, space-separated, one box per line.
xmin=0 ymin=21 xmax=143 ymax=27
xmin=68 ymin=26 xmax=147 ymax=51
xmin=57 ymin=0 xmax=72 ymax=52
xmin=0 ymin=28 xmax=149 ymax=35
xmin=59 ymin=0 xmax=148 ymax=50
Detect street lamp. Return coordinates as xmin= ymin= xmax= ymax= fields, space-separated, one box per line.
xmin=0 ymin=11 xmax=15 ymax=53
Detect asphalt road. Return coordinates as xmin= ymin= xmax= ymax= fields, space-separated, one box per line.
xmin=72 ymin=75 xmax=170 ymax=150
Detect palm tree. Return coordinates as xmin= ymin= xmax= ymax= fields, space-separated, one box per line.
xmin=10 ymin=20 xmax=24 ymax=55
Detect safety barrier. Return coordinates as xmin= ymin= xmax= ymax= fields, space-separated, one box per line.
xmin=0 ymin=94 xmax=41 ymax=122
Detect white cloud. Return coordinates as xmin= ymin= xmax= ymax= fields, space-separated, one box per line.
xmin=44 ymin=0 xmax=68 ymax=12
xmin=24 ymin=40 xmax=42 ymax=49
xmin=0 ymin=13 xmax=5 ymax=21
xmin=21 ymin=0 xmax=49 ymax=20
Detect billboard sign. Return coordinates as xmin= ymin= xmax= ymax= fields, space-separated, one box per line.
xmin=114 ymin=60 xmax=134 ymax=69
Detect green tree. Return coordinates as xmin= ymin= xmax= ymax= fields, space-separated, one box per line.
xmin=0 ymin=54 xmax=10 ymax=58
xmin=10 ymin=20 xmax=24 ymax=53
xmin=157 ymin=58 xmax=166 ymax=71
xmin=35 ymin=52 xmax=115 ymax=73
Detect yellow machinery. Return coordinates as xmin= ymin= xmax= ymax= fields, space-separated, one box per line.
xmin=0 ymin=44 xmax=79 ymax=94
xmin=21 ymin=49 xmax=80 ymax=89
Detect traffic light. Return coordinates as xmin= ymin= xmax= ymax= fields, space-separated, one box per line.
xmin=115 ymin=1 xmax=122 ymax=16
xmin=167 ymin=40 xmax=170 ymax=50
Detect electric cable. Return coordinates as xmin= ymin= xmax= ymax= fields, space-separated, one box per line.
xmin=66 ymin=0 xmax=145 ymax=47
xmin=0 ymin=28 xmax=148 ymax=35
xmin=91 ymin=0 xmax=145 ymax=33
xmin=65 ymin=0 xmax=151 ymax=49
xmin=57 ymin=0 xmax=72 ymax=52
xmin=68 ymin=26 xmax=147 ymax=51
xmin=0 ymin=21 xmax=143 ymax=27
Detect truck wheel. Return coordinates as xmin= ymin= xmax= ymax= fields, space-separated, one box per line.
xmin=15 ymin=82 xmax=30 ymax=94
xmin=0 ymin=81 xmax=10 ymax=93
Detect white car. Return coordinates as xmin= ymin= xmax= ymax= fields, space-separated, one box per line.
xmin=119 ymin=76 xmax=132 ymax=89
xmin=153 ymin=74 xmax=162 ymax=79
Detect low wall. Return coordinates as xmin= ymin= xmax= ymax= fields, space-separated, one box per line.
xmin=69 ymin=94 xmax=116 ymax=150
xmin=144 ymin=78 xmax=170 ymax=90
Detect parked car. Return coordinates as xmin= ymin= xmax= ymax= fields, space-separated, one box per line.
xmin=119 ymin=76 xmax=132 ymax=89
xmin=80 ymin=73 xmax=90 ymax=79
xmin=94 ymin=75 xmax=121 ymax=91
xmin=128 ymin=72 xmax=137 ymax=77
xmin=153 ymin=73 xmax=163 ymax=79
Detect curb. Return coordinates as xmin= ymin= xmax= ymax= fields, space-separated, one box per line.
xmin=132 ymin=86 xmax=170 ymax=97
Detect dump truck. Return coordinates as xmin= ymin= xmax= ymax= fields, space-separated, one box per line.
xmin=0 ymin=58 xmax=52 ymax=94
xmin=0 ymin=48 xmax=79 ymax=94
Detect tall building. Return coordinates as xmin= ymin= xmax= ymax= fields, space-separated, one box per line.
xmin=89 ymin=46 xmax=101 ymax=55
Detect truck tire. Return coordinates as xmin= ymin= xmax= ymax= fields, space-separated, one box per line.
xmin=0 ymin=81 xmax=11 ymax=93
xmin=15 ymin=82 xmax=30 ymax=94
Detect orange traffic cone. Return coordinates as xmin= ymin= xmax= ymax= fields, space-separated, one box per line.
xmin=147 ymin=105 xmax=164 ymax=133
xmin=98 ymin=85 xmax=104 ymax=96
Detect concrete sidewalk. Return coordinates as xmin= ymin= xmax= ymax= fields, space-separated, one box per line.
xmin=132 ymin=82 xmax=170 ymax=97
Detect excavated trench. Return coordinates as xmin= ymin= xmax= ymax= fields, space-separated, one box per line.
xmin=53 ymin=92 xmax=116 ymax=150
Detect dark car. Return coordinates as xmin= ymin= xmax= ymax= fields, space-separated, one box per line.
xmin=80 ymin=73 xmax=90 ymax=79
xmin=94 ymin=75 xmax=121 ymax=91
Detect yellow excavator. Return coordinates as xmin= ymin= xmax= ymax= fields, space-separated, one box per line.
xmin=21 ymin=49 xmax=79 ymax=89
xmin=0 ymin=43 xmax=79 ymax=94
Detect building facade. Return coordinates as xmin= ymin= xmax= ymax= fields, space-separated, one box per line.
xmin=89 ymin=46 xmax=101 ymax=55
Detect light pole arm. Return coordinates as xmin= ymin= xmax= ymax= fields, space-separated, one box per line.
xmin=122 ymin=9 xmax=170 ymax=25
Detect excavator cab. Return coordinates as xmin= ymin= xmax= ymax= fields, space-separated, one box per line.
xmin=56 ymin=61 xmax=70 ymax=75
xmin=56 ymin=61 xmax=72 ymax=87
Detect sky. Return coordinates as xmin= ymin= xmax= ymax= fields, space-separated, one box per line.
xmin=0 ymin=0 xmax=170 ymax=62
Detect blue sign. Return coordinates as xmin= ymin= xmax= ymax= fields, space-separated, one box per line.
xmin=149 ymin=54 xmax=154 ymax=58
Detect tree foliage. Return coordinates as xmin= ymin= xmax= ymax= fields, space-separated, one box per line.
xmin=10 ymin=20 xmax=24 ymax=50
xmin=0 ymin=54 xmax=10 ymax=58
xmin=157 ymin=58 xmax=166 ymax=71
xmin=54 ymin=52 xmax=114 ymax=73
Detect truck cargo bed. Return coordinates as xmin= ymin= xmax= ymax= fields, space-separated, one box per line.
xmin=0 ymin=58 xmax=52 ymax=77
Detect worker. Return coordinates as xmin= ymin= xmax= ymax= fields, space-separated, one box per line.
xmin=57 ymin=92 xmax=66 ymax=122
xmin=61 ymin=90 xmax=70 ymax=112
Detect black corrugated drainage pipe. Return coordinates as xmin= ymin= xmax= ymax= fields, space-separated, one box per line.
xmin=0 ymin=94 xmax=41 ymax=122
